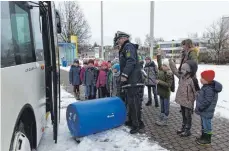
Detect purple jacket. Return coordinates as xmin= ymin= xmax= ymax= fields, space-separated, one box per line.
xmin=80 ymin=67 xmax=86 ymax=82
xmin=96 ymin=69 xmax=108 ymax=88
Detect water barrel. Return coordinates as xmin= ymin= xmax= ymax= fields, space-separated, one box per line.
xmin=66 ymin=97 xmax=127 ymax=137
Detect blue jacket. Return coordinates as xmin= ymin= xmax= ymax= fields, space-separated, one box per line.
xmin=69 ymin=65 xmax=81 ymax=85
xmin=84 ymin=67 xmax=98 ymax=86
xmin=195 ymin=80 xmax=222 ymax=119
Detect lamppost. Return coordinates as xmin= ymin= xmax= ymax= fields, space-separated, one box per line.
xmin=150 ymin=1 xmax=155 ymax=59
xmin=101 ymin=1 xmax=104 ymax=59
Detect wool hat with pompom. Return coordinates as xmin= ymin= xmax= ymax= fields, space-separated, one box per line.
xmin=201 ymin=70 xmax=215 ymax=82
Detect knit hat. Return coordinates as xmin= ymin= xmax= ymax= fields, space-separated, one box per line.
xmin=145 ymin=56 xmax=151 ymax=61
xmin=112 ymin=63 xmax=120 ymax=72
xmin=185 ymin=60 xmax=198 ymax=77
xmin=162 ymin=59 xmax=170 ymax=69
xmin=88 ymin=59 xmax=94 ymax=65
xmin=73 ymin=59 xmax=79 ymax=64
xmin=101 ymin=61 xmax=108 ymax=67
xmin=201 ymin=70 xmax=215 ymax=82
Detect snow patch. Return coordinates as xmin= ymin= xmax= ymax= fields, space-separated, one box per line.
xmin=37 ymin=87 xmax=167 ymax=151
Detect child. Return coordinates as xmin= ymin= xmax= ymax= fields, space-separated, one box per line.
xmin=84 ymin=59 xmax=98 ymax=100
xmin=111 ymin=63 xmax=121 ymax=97
xmin=144 ymin=56 xmax=159 ymax=107
xmin=69 ymin=59 xmax=81 ymax=100
xmin=107 ymin=61 xmax=113 ymax=96
xmin=195 ymin=70 xmax=222 ymax=145
xmin=80 ymin=60 xmax=88 ymax=99
xmin=96 ymin=61 xmax=109 ymax=98
xmin=169 ymin=59 xmax=198 ymax=137
xmin=155 ymin=54 xmax=173 ymax=126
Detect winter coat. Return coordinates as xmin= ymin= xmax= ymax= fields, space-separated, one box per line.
xmin=144 ymin=61 xmax=158 ymax=86
xmin=80 ymin=67 xmax=86 ymax=82
xmin=156 ymin=55 xmax=173 ymax=99
xmin=84 ymin=67 xmax=98 ymax=86
xmin=119 ymin=41 xmax=143 ymax=85
xmin=96 ymin=69 xmax=108 ymax=88
xmin=111 ymin=71 xmax=121 ymax=96
xmin=69 ymin=65 xmax=81 ymax=85
xmin=169 ymin=60 xmax=197 ymax=109
xmin=195 ymin=80 xmax=222 ymax=119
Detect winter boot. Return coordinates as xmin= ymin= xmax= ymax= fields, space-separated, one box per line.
xmin=139 ymin=120 xmax=145 ymax=129
xmin=196 ymin=133 xmax=212 ymax=145
xmin=196 ymin=131 xmax=204 ymax=141
xmin=156 ymin=116 xmax=168 ymax=126
xmin=130 ymin=126 xmax=140 ymax=134
xmin=76 ymin=92 xmax=80 ymax=100
xmin=73 ymin=92 xmax=77 ymax=99
xmin=145 ymin=100 xmax=152 ymax=106
xmin=155 ymin=100 xmax=159 ymax=108
xmin=125 ymin=121 xmax=132 ymax=127
xmin=180 ymin=129 xmax=191 ymax=137
xmin=177 ymin=124 xmax=185 ymax=134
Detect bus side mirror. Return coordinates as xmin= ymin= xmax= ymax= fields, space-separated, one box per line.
xmin=55 ymin=9 xmax=61 ymax=34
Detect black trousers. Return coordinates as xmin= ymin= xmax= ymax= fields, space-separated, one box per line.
xmin=181 ymin=105 xmax=192 ymax=130
xmin=98 ymin=87 xmax=110 ymax=98
xmin=127 ymin=86 xmax=143 ymax=127
xmin=147 ymin=85 xmax=158 ymax=103
xmin=73 ymin=85 xmax=80 ymax=93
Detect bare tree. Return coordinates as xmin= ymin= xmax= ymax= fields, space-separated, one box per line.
xmin=188 ymin=32 xmax=198 ymax=38
xmin=144 ymin=34 xmax=164 ymax=47
xmin=135 ymin=37 xmax=142 ymax=46
xmin=205 ymin=18 xmax=229 ymax=64
xmin=58 ymin=1 xmax=91 ymax=53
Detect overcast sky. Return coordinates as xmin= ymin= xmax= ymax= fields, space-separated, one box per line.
xmin=60 ymin=1 xmax=229 ymax=45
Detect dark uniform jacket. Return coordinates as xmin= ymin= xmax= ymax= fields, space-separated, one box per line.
xmin=119 ymin=40 xmax=143 ymax=85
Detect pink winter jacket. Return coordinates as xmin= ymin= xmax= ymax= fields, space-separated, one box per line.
xmin=80 ymin=67 xmax=86 ymax=82
xmin=96 ymin=69 xmax=108 ymax=88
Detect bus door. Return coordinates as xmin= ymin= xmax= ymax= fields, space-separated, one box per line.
xmin=39 ymin=1 xmax=61 ymax=143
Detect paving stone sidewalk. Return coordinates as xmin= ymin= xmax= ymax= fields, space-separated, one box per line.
xmin=60 ymin=69 xmax=229 ymax=151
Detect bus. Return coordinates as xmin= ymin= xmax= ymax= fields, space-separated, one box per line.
xmin=1 ymin=1 xmax=61 ymax=151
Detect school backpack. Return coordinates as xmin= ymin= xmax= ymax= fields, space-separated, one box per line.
xmin=170 ymin=75 xmax=175 ymax=92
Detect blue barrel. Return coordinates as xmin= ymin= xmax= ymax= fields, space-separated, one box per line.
xmin=66 ymin=97 xmax=127 ymax=137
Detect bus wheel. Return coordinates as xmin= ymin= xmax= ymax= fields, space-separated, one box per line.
xmin=11 ymin=122 xmax=31 ymax=151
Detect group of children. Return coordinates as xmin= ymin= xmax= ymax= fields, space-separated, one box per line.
xmin=69 ymin=59 xmax=121 ymax=100
xmin=69 ymin=47 xmax=223 ymax=145
xmin=141 ymin=49 xmax=222 ymax=145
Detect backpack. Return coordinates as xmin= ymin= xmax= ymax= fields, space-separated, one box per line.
xmin=170 ymin=75 xmax=175 ymax=92
xmin=164 ymin=71 xmax=175 ymax=92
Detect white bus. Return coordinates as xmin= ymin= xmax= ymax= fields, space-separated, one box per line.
xmin=1 ymin=1 xmax=61 ymax=151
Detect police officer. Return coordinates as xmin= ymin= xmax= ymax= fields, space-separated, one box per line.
xmin=114 ymin=31 xmax=144 ymax=134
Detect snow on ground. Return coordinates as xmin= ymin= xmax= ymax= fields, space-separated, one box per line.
xmin=60 ymin=66 xmax=71 ymax=72
xmin=37 ymin=87 xmax=167 ymax=151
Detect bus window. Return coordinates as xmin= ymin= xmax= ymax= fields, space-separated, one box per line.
xmin=10 ymin=2 xmax=36 ymax=65
xmin=31 ymin=6 xmax=44 ymax=61
xmin=1 ymin=2 xmax=16 ymax=68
